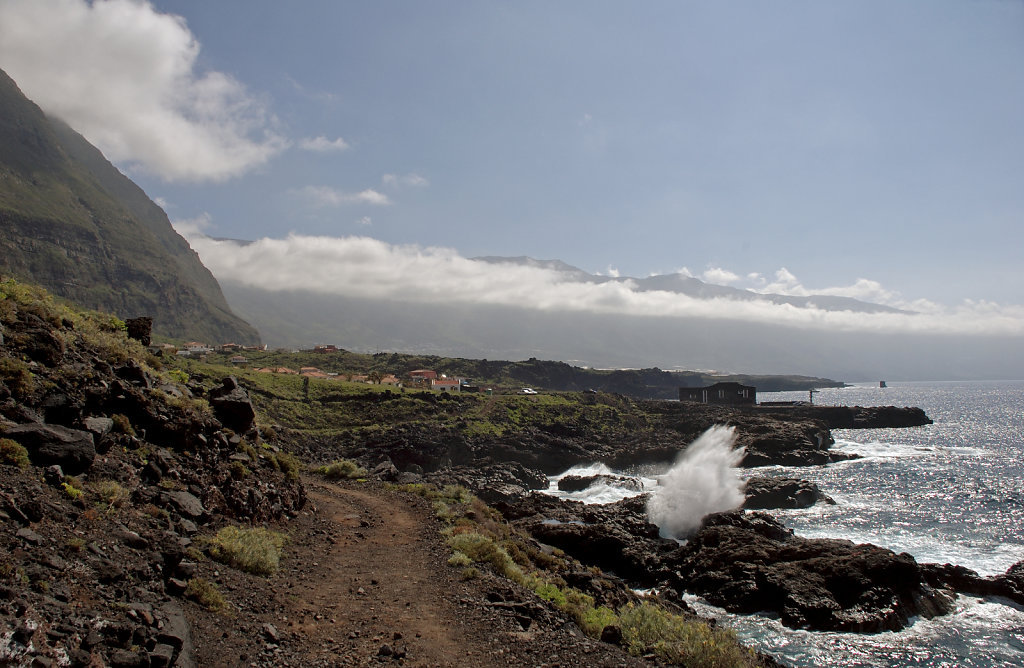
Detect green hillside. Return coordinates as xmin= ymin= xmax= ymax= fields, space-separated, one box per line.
xmin=0 ymin=68 xmax=259 ymax=344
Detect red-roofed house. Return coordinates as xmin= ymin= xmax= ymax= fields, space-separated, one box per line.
xmin=431 ymin=378 xmax=461 ymax=393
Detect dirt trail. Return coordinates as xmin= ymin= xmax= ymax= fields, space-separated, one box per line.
xmin=187 ymin=478 xmax=647 ymax=667
xmin=286 ymin=481 xmax=490 ymax=666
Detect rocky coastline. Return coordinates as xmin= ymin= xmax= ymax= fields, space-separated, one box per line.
xmin=3 ymin=281 xmax=1003 ymax=666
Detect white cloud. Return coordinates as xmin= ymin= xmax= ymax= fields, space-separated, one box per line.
xmin=170 ymin=212 xmax=213 ymax=238
xmin=702 ymin=267 xmax=741 ymax=285
xmin=291 ymin=186 xmax=392 ymax=208
xmin=356 ymin=216 xmax=373 ymax=226
xmin=299 ymin=136 xmax=349 ymax=153
xmin=382 ymin=173 xmax=429 ymax=188
xmin=0 ymin=0 xmax=287 ymax=182
xmin=177 ymin=231 xmax=1024 ymax=338
xmin=752 ymin=267 xmax=901 ymax=306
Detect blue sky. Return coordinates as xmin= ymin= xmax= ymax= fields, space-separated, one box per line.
xmin=1 ymin=0 xmax=1022 ymax=329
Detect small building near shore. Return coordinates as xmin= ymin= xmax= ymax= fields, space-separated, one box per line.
xmin=432 ymin=378 xmax=461 ymax=393
xmin=679 ymin=382 xmax=756 ymax=405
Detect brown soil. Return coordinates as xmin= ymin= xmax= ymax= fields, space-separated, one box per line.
xmin=186 ymin=477 xmax=651 ymax=667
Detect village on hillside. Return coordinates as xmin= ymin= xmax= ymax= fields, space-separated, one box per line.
xmin=162 ymin=341 xmax=492 ymax=393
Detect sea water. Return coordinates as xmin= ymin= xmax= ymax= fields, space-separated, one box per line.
xmin=544 ymin=380 xmax=1024 ymax=667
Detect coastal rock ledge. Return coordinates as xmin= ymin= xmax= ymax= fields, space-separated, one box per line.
xmin=666 ymin=511 xmax=954 ymax=633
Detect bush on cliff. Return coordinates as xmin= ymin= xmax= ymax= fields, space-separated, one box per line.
xmin=618 ymin=602 xmax=758 ymax=667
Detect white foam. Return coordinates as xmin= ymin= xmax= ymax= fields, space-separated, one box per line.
xmin=542 ymin=462 xmax=655 ymax=505
xmin=646 ymin=425 xmax=746 ymax=538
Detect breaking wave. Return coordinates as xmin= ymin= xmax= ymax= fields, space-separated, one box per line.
xmin=646 ymin=425 xmax=746 ymax=538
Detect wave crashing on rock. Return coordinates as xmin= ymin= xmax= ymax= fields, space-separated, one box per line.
xmin=646 ymin=425 xmax=746 ymax=538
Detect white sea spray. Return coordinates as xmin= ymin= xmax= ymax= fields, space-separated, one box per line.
xmin=646 ymin=424 xmax=746 ymax=538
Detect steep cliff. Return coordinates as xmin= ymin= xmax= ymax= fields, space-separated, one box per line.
xmin=0 ymin=68 xmax=259 ymax=344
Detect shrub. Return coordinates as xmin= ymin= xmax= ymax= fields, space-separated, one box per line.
xmin=0 ymin=357 xmax=34 ymax=399
xmin=446 ymin=531 xmax=524 ymax=583
xmin=581 ymin=606 xmax=619 ymax=637
xmin=618 ymin=602 xmax=758 ymax=667
xmin=0 ymin=438 xmax=29 ymax=469
xmin=316 ymin=459 xmax=367 ymax=479
xmin=447 ymin=551 xmax=473 ymax=567
xmin=206 ymin=526 xmax=287 ymax=576
xmin=91 ymin=479 xmax=129 ymax=510
xmin=110 ymin=413 xmax=135 ymax=436
xmin=185 ymin=578 xmax=226 ymax=612
xmin=228 ymin=461 xmax=251 ymax=479
xmin=273 ymin=451 xmax=300 ymax=482
xmin=62 ymin=479 xmax=83 ymax=500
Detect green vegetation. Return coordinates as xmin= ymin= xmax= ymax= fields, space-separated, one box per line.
xmin=618 ymin=602 xmax=758 ymax=667
xmin=0 ymin=438 xmax=29 ymax=469
xmin=205 ymin=526 xmax=287 ymax=576
xmin=0 ymin=356 xmax=34 ymax=399
xmin=61 ymin=479 xmax=83 ymax=500
xmin=316 ymin=459 xmax=368 ymax=479
xmin=268 ymin=450 xmax=300 ymax=481
xmin=185 ymin=578 xmax=227 ymax=612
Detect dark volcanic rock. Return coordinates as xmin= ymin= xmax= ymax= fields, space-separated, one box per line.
xmin=743 ymin=476 xmax=835 ymax=509
xmin=207 ymin=376 xmax=256 ymax=433
xmin=124 ymin=317 xmax=152 ymax=346
xmin=923 ymin=559 xmax=1024 ymax=607
xmin=505 ymin=494 xmax=675 ymax=586
xmin=425 ymin=462 xmax=549 ymax=504
xmin=667 ymin=511 xmax=953 ymax=632
xmin=557 ymin=474 xmax=644 ymax=493
xmin=760 ymin=405 xmax=933 ymax=429
xmin=5 ymin=422 xmax=96 ymax=474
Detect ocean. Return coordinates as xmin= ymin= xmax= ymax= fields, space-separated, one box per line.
xmin=544 ymin=380 xmax=1024 ymax=667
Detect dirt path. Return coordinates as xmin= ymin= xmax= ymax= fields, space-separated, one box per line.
xmin=186 ymin=478 xmax=648 ymax=667
xmin=285 ymin=481 xmax=489 ymax=666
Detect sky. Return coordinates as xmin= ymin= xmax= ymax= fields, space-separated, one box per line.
xmin=1 ymin=0 xmax=1023 ymax=347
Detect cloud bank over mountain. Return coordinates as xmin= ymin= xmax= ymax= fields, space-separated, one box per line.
xmin=181 ymin=231 xmax=1024 ymax=339
xmin=0 ymin=0 xmax=286 ymax=182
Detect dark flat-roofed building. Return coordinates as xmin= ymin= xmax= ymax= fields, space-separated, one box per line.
xmin=679 ymin=381 xmax=756 ymax=405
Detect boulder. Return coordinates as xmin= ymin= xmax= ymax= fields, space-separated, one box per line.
xmin=124 ymin=317 xmax=152 ymax=346
xmin=166 ymin=491 xmax=205 ymax=519
xmin=208 ymin=377 xmax=256 ymax=433
xmin=557 ymin=474 xmax=644 ymax=493
xmin=5 ymin=423 xmax=96 ymax=474
xmin=81 ymin=416 xmax=114 ymax=438
xmin=743 ymin=476 xmax=835 ymax=509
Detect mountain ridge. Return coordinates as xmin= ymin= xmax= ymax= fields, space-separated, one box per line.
xmin=0 ymin=68 xmax=259 ymax=344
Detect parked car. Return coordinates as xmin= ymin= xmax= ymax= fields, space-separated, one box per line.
xmin=519 ymin=388 xmax=538 ymax=395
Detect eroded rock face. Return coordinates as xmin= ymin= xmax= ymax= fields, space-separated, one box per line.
xmin=667 ymin=511 xmax=954 ymax=632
